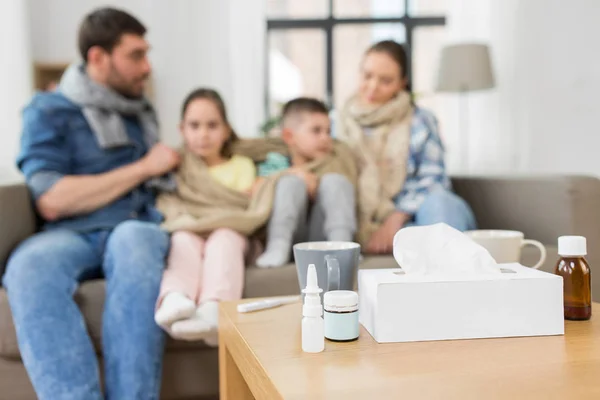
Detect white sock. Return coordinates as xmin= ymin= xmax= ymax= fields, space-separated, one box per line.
xmin=198 ymin=300 xmax=219 ymax=328
xmin=255 ymin=239 xmax=292 ymax=268
xmin=203 ymin=334 xmax=219 ymax=348
xmin=170 ymin=301 xmax=219 ymax=343
xmin=198 ymin=301 xmax=219 ymax=347
xmin=154 ymin=292 xmax=196 ymax=329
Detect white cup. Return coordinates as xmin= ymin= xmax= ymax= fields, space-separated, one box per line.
xmin=465 ymin=230 xmax=547 ymax=269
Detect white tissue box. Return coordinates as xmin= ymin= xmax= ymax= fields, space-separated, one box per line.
xmin=359 ymin=263 xmax=564 ymax=343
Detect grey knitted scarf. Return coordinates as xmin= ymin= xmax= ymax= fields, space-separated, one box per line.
xmin=60 ymin=63 xmax=175 ymax=191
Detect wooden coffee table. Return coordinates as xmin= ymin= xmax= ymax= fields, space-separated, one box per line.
xmin=219 ymin=298 xmax=600 ymax=399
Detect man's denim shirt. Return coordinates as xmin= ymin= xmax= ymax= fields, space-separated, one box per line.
xmin=17 ymin=92 xmax=162 ymax=232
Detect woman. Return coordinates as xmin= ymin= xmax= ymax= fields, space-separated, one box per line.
xmin=336 ymin=40 xmax=476 ymax=254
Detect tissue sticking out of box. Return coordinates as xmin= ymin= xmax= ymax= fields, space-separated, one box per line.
xmin=393 ymin=223 xmax=500 ymax=275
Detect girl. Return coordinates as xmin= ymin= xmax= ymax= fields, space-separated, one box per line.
xmin=154 ymin=88 xmax=257 ymax=345
xmin=336 ymin=40 xmax=476 ymax=254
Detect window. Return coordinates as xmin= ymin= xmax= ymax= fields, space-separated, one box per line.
xmin=266 ymin=0 xmax=446 ymax=116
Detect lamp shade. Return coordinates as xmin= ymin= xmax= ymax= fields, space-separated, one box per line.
xmin=436 ymin=43 xmax=495 ymax=92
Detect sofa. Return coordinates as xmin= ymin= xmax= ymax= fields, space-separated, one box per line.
xmin=1 ymin=175 xmax=600 ymax=400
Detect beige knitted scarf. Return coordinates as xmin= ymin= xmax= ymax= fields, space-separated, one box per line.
xmin=337 ymin=91 xmax=413 ymax=245
xmin=157 ymin=138 xmax=358 ymax=237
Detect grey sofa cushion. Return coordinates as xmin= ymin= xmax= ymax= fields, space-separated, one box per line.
xmin=0 ymin=289 xmax=17 ymax=359
xmin=0 ymin=184 xmax=36 ymax=279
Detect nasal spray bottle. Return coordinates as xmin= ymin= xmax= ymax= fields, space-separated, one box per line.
xmin=302 ymin=264 xmax=325 ymax=353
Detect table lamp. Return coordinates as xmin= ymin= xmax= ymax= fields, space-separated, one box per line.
xmin=436 ymin=43 xmax=495 ymax=172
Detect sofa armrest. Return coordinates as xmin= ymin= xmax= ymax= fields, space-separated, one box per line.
xmin=452 ymin=175 xmax=600 ymax=245
xmin=0 ymin=183 xmax=36 ymax=278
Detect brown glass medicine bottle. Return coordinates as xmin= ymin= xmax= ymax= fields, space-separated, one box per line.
xmin=555 ymin=236 xmax=591 ymax=321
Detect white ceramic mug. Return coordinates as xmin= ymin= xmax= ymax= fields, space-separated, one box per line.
xmin=465 ymin=230 xmax=547 ymax=269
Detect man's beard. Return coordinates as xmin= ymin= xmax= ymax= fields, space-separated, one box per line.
xmin=106 ymin=61 xmax=147 ymax=99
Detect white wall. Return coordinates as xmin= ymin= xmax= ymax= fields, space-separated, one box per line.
xmin=27 ymin=0 xmax=265 ymax=145
xmin=0 ymin=1 xmax=33 ymax=182
xmin=28 ymin=0 xmax=150 ymax=62
xmin=442 ymin=0 xmax=600 ymax=176
xmin=513 ymin=0 xmax=600 ymax=175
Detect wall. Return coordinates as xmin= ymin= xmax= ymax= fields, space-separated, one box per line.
xmin=513 ymin=0 xmax=600 ymax=175
xmin=442 ymin=0 xmax=600 ymax=176
xmin=0 ymin=1 xmax=33 ymax=182
xmin=27 ymin=0 xmax=265 ymax=145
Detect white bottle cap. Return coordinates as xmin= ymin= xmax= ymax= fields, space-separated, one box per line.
xmin=302 ymin=264 xmax=322 ymax=295
xmin=324 ymin=290 xmax=359 ymax=312
xmin=302 ymin=264 xmax=323 ymax=318
xmin=558 ymin=236 xmax=587 ymax=256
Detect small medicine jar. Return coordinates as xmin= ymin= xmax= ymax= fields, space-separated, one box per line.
xmin=323 ymin=290 xmax=359 ymax=342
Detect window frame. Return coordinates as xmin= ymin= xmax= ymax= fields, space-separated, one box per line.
xmin=265 ymin=0 xmax=446 ymax=117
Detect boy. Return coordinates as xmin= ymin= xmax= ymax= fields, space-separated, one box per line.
xmin=256 ymin=98 xmax=357 ymax=268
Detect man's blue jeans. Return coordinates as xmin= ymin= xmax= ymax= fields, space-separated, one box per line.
xmin=2 ymin=220 xmax=168 ymax=400
xmin=411 ymin=189 xmax=477 ymax=231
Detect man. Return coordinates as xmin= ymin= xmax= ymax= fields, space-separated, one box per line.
xmin=2 ymin=8 xmax=179 ymax=400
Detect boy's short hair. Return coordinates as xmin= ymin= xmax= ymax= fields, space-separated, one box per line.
xmin=281 ymin=97 xmax=329 ymax=128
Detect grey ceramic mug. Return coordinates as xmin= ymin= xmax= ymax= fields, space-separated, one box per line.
xmin=293 ymin=242 xmax=361 ymax=298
